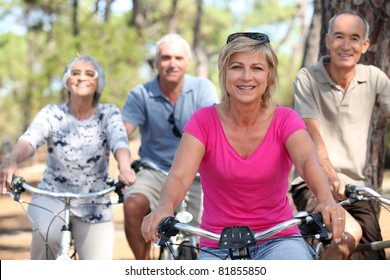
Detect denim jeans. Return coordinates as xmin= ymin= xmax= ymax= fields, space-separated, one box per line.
xmin=197 ymin=236 xmax=315 ymax=260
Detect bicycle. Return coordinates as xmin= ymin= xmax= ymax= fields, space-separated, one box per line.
xmin=131 ymin=159 xmax=199 ymax=260
xmin=6 ymin=175 xmax=125 ymax=260
xmin=156 ymin=184 xmax=390 ymax=260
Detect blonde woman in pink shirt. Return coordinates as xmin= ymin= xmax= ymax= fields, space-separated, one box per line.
xmin=141 ymin=33 xmax=345 ymax=260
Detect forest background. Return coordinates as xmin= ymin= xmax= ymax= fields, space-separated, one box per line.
xmin=0 ymin=0 xmax=390 ymax=262
xmin=0 ymin=0 xmax=389 ymax=188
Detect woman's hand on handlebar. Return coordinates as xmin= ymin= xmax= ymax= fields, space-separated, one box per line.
xmin=142 ymin=208 xmax=173 ymax=243
xmin=115 ymin=148 xmax=137 ymax=187
xmin=118 ymin=167 xmax=136 ymax=187
xmin=0 ymin=158 xmax=18 ymax=195
xmin=315 ymin=198 xmax=346 ymax=243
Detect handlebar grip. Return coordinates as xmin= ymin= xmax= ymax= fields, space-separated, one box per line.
xmin=157 ymin=216 xmax=179 ymax=246
xmin=131 ymin=160 xmax=142 ymax=173
xmin=113 ymin=182 xmax=125 ymax=203
xmin=299 ymin=212 xmax=329 ymax=242
xmin=10 ymin=175 xmax=26 ymax=200
xmin=344 ymin=183 xmax=356 ymax=198
xmin=105 ymin=178 xmax=125 ymax=203
xmin=310 ymin=212 xmax=323 ymax=223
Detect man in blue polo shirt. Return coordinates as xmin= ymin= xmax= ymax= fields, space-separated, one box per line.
xmin=122 ymin=33 xmax=219 ymax=260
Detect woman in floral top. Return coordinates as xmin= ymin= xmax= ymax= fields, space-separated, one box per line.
xmin=0 ymin=55 xmax=136 ymax=259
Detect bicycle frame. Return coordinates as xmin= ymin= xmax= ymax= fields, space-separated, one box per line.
xmin=8 ymin=176 xmax=124 ymax=260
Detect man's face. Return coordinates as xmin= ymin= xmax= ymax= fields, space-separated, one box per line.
xmin=326 ymin=13 xmax=370 ymax=70
xmin=156 ymin=42 xmax=189 ymax=85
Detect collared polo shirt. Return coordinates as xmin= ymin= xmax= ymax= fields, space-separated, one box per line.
xmin=294 ymin=55 xmax=390 ymax=185
xmin=122 ymin=74 xmax=219 ymax=172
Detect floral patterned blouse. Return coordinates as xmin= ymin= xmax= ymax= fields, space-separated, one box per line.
xmin=20 ymin=103 xmax=129 ymax=223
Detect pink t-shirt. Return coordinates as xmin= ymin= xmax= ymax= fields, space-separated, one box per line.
xmin=184 ymin=105 xmax=307 ymax=248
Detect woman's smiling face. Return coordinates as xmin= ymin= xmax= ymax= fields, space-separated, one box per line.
xmin=67 ymin=61 xmax=98 ymax=98
xmin=226 ymin=51 xmax=269 ymax=105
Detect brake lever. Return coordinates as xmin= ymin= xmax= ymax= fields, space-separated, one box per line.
xmin=157 ymin=216 xmax=179 ymax=246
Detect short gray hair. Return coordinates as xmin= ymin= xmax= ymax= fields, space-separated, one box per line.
xmin=62 ymin=55 xmax=106 ymax=106
xmin=328 ymin=9 xmax=370 ymax=40
xmin=154 ymin=33 xmax=192 ymax=68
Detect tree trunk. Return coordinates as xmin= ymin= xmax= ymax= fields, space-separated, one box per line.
xmin=72 ymin=0 xmax=79 ymax=36
xmin=130 ymin=0 xmax=145 ymax=28
xmin=168 ymin=0 xmax=178 ymax=33
xmin=301 ymin=0 xmax=322 ymax=67
xmin=104 ymin=0 xmax=113 ymax=22
xmin=193 ymin=0 xmax=208 ymax=77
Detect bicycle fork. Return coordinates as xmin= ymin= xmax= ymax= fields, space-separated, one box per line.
xmin=56 ymin=198 xmax=72 ymax=260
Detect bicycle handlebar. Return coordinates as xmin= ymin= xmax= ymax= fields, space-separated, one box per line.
xmin=341 ymin=184 xmax=390 ymax=206
xmin=157 ymin=211 xmax=328 ymax=248
xmin=9 ymin=175 xmax=125 ymax=203
xmin=158 ymin=184 xmax=389 ymax=249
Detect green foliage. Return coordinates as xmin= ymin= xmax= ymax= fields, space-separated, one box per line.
xmin=0 ymin=33 xmax=28 ymax=143
xmin=0 ymin=0 xmax=307 ymax=147
xmin=274 ymin=52 xmax=300 ymax=107
xmin=201 ymin=6 xmax=235 ymax=87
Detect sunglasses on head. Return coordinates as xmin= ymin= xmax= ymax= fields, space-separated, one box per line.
xmin=226 ymin=32 xmax=270 ymax=44
xmin=168 ymin=112 xmax=182 ymax=138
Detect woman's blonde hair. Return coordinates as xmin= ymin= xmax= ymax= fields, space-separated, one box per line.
xmin=218 ymin=36 xmax=279 ymax=108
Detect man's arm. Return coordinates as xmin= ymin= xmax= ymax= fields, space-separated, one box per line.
xmin=304 ymin=118 xmax=345 ymax=200
xmin=124 ymin=121 xmax=137 ymax=139
xmin=123 ymin=121 xmax=138 ymax=165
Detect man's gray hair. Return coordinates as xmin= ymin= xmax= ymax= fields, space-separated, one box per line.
xmin=328 ymin=9 xmax=370 ymax=40
xmin=154 ymin=33 xmax=192 ymax=68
